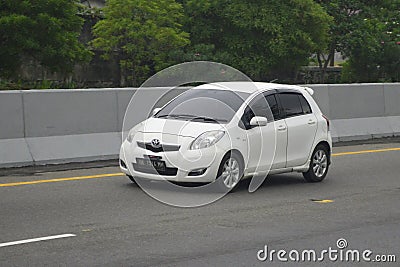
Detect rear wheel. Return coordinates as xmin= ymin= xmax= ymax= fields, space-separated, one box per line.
xmin=303 ymin=145 xmax=330 ymax=183
xmin=217 ymin=152 xmax=243 ymax=192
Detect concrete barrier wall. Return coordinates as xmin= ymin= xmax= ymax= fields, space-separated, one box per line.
xmin=1 ymin=83 xmax=399 ymax=167
xmin=308 ymin=83 xmax=400 ymax=119
xmin=0 ymin=88 xmax=187 ymax=167
xmin=308 ymin=83 xmax=400 ymax=142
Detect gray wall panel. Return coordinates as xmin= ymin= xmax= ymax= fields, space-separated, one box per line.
xmin=23 ymin=90 xmax=118 ymax=137
xmin=0 ymin=92 xmax=24 ymax=139
xmin=384 ymin=83 xmax=400 ymax=116
xmin=328 ymin=84 xmax=385 ymax=119
xmin=116 ymin=89 xmax=136 ymax=132
xmin=307 ymin=84 xmax=330 ymax=117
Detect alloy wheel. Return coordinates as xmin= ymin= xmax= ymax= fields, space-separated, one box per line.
xmin=221 ymin=158 xmax=241 ymax=189
xmin=312 ymin=150 xmax=328 ymax=178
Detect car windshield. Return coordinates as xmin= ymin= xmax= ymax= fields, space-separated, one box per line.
xmin=155 ymin=89 xmax=250 ymax=123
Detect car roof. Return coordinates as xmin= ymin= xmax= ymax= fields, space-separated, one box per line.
xmin=194 ymin=82 xmax=313 ymax=95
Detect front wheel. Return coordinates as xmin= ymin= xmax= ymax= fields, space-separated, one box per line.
xmin=303 ymin=145 xmax=330 ymax=183
xmin=216 ymin=152 xmax=244 ymax=192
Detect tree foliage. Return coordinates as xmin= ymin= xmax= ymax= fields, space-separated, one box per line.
xmin=174 ymin=0 xmax=332 ymax=82
xmin=0 ymin=0 xmax=92 ymax=79
xmin=1 ymin=0 xmax=398 ymax=86
xmin=317 ymin=0 xmax=400 ymax=82
xmin=91 ymin=0 xmax=190 ymax=86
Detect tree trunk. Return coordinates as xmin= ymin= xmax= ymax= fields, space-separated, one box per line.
xmin=329 ymin=44 xmax=335 ymax=67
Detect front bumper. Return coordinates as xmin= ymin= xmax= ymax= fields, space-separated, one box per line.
xmin=119 ymin=139 xmax=225 ymax=183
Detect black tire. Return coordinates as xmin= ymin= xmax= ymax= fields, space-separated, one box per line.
xmin=303 ymin=144 xmax=330 ymax=183
xmin=216 ymin=152 xmax=244 ymax=192
xmin=127 ymin=175 xmax=136 ymax=183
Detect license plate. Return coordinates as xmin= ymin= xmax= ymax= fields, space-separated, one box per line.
xmin=136 ymin=158 xmax=166 ymax=171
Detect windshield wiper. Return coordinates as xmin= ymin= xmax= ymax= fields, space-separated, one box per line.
xmin=157 ymin=114 xmax=189 ymax=119
xmin=156 ymin=114 xmax=172 ymax=118
xmin=190 ymin=116 xmax=228 ymax=123
xmin=157 ymin=114 xmax=227 ymax=123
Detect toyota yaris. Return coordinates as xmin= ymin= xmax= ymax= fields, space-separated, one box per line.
xmin=120 ymin=82 xmax=332 ymax=191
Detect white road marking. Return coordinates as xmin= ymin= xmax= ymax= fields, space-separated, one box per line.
xmin=0 ymin=234 xmax=76 ymax=248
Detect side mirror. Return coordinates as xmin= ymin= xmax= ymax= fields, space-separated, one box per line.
xmin=250 ymin=116 xmax=268 ymax=127
xmin=152 ymin=108 xmax=162 ymax=116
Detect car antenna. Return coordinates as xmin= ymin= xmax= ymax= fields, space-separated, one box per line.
xmin=270 ymin=79 xmax=278 ymax=83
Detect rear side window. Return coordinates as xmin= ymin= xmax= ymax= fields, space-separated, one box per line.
xmin=279 ymin=93 xmax=303 ymax=118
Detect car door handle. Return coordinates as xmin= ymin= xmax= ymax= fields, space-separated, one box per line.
xmin=308 ymin=120 xmax=316 ymax=125
xmin=277 ymin=125 xmax=287 ymax=131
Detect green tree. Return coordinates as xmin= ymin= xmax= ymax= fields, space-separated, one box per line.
xmin=0 ymin=0 xmax=92 ymax=79
xmin=316 ymin=0 xmax=400 ymax=82
xmin=91 ymin=0 xmax=190 ymax=86
xmin=176 ymin=0 xmax=332 ymax=82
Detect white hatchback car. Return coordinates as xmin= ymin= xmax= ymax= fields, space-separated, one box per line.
xmin=120 ymin=82 xmax=332 ymax=190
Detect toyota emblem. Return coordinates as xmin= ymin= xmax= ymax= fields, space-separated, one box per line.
xmin=151 ymin=139 xmax=161 ymax=148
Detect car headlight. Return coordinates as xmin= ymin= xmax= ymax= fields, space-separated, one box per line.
xmin=190 ymin=130 xmax=225 ymax=150
xmin=126 ymin=130 xmax=135 ymax=143
xmin=126 ymin=122 xmax=144 ymax=143
xmin=126 ymin=126 xmax=140 ymax=143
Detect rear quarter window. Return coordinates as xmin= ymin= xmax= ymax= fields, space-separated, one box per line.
xmin=299 ymin=94 xmax=312 ymax=114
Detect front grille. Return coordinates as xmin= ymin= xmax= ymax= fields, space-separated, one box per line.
xmin=132 ymin=163 xmax=178 ymax=176
xmin=137 ymin=141 xmax=180 ymax=153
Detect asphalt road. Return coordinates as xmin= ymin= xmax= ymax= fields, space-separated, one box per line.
xmin=0 ymin=142 xmax=399 ymax=266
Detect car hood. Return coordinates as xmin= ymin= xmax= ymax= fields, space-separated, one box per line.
xmin=138 ymin=117 xmax=225 ymax=138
